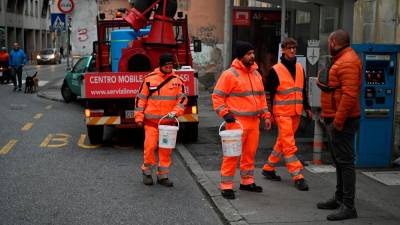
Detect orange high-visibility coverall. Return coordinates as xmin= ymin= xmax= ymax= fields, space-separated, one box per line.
xmin=135 ymin=68 xmax=187 ymax=179
xmin=263 ymin=63 xmax=305 ymax=180
xmin=212 ymin=59 xmax=271 ymax=190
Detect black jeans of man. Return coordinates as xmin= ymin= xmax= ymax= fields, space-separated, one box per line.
xmin=324 ymin=118 xmax=359 ymax=209
xmin=11 ymin=66 xmax=23 ymax=89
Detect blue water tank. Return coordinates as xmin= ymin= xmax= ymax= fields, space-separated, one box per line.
xmin=110 ymin=26 xmax=152 ymax=72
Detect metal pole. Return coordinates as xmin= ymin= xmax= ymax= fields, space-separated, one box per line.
xmin=280 ymin=0 xmax=286 ymax=42
xmin=223 ymin=0 xmax=233 ymax=69
xmin=66 ymin=16 xmax=71 ymax=70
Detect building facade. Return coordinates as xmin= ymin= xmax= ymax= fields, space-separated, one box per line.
xmin=0 ymin=0 xmax=52 ymax=60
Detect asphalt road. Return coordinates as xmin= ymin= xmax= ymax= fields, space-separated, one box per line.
xmin=0 ymin=63 xmax=224 ymax=225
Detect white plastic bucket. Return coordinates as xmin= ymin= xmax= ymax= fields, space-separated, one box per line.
xmin=158 ymin=115 xmax=180 ymax=148
xmin=219 ymin=121 xmax=243 ymax=157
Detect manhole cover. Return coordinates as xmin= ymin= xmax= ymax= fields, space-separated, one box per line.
xmin=305 ymin=164 xmax=336 ymax=173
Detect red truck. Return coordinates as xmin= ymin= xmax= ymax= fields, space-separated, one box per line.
xmin=81 ymin=0 xmax=199 ymax=144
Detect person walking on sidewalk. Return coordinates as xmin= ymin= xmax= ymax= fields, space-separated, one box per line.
xmin=134 ymin=53 xmax=187 ymax=187
xmin=8 ymin=43 xmax=27 ymax=91
xmin=212 ymin=41 xmax=272 ymax=200
xmin=0 ymin=47 xmax=10 ymax=84
xmin=261 ymin=37 xmax=312 ymax=191
xmin=316 ymin=29 xmax=361 ymax=221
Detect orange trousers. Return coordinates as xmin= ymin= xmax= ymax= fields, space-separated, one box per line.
xmin=141 ymin=123 xmax=172 ymax=179
xmin=263 ymin=115 xmax=304 ymax=180
xmin=220 ymin=117 xmax=260 ymax=190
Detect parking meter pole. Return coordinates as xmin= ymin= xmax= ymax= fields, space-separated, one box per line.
xmin=312 ymin=111 xmax=323 ymax=165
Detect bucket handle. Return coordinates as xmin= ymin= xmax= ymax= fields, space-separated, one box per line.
xmin=219 ymin=120 xmax=243 ymax=133
xmin=159 ymin=114 xmax=180 ymax=128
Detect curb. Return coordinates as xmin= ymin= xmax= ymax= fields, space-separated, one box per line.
xmin=175 ymin=144 xmax=249 ymax=225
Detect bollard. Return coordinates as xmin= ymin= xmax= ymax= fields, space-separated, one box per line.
xmin=312 ymin=111 xmax=323 ymax=165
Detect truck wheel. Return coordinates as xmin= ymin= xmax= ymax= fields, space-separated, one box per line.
xmin=87 ymin=125 xmax=104 ymax=145
xmin=180 ymin=123 xmax=198 ymax=142
xmin=61 ymin=81 xmax=77 ymax=103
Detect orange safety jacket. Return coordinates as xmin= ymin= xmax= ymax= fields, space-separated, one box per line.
xmin=212 ymin=59 xmax=270 ymax=120
xmin=272 ymin=63 xmax=304 ymax=116
xmin=134 ymin=68 xmax=187 ymax=124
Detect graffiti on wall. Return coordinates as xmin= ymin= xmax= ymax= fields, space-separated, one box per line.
xmin=193 ymin=24 xmax=217 ymax=44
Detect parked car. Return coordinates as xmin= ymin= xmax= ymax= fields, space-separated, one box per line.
xmin=37 ymin=48 xmax=61 ymax=65
xmin=61 ymin=55 xmax=96 ymax=102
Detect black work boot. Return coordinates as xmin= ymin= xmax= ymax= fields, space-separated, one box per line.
xmin=221 ymin=189 xmax=235 ymax=199
xmin=327 ymin=204 xmax=358 ymax=221
xmin=262 ymin=170 xmax=282 ymax=181
xmin=294 ymin=178 xmax=309 ymax=191
xmin=317 ymin=198 xmax=341 ymax=210
xmin=157 ymin=178 xmax=173 ymax=187
xmin=239 ymin=183 xmax=263 ymax=192
xmin=142 ymin=174 xmax=154 ymax=186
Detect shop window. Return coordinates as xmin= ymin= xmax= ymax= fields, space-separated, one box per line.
xmin=16 ymin=0 xmax=23 ymax=14
xmin=30 ymin=0 xmax=33 ymax=16
xmin=6 ymin=0 xmax=15 ymax=13
xmin=41 ymin=0 xmax=49 ymax=18
xmin=296 ymin=10 xmax=310 ymax=24
xmin=319 ymin=6 xmax=339 ymax=56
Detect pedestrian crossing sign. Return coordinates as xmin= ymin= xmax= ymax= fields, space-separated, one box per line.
xmin=51 ymin=13 xmax=66 ymax=32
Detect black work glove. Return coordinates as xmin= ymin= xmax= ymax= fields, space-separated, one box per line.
xmin=223 ymin=113 xmax=236 ymax=123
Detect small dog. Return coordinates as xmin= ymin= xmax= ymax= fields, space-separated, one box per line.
xmin=25 ymin=72 xmax=39 ymax=93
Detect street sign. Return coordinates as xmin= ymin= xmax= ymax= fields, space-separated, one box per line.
xmin=51 ymin=13 xmax=66 ymax=32
xmin=57 ymin=0 xmax=74 ymax=14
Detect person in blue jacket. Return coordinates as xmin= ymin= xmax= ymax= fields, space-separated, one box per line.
xmin=8 ymin=42 xmax=27 ymax=91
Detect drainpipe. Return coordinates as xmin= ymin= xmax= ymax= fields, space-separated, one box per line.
xmin=223 ymin=0 xmax=233 ymax=69
xmin=280 ymin=0 xmax=286 ymax=42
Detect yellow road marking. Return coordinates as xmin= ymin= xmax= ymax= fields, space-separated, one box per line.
xmin=40 ymin=133 xmax=70 ymax=148
xmin=21 ymin=122 xmax=33 ymax=131
xmin=78 ymin=134 xmax=102 ymax=149
xmin=34 ymin=113 xmax=43 ymax=119
xmin=45 ymin=105 xmax=52 ymax=110
xmin=0 ymin=139 xmax=18 ymax=155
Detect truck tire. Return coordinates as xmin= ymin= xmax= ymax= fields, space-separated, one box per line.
xmin=61 ymin=81 xmax=77 ymax=103
xmin=87 ymin=125 xmax=104 ymax=145
xmin=180 ymin=123 xmax=198 ymax=142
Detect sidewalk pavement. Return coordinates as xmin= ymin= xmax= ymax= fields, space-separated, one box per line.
xmin=38 ymin=82 xmax=400 ymax=224
xmin=176 ymin=89 xmax=400 ymax=225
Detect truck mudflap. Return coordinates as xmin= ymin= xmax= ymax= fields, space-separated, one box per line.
xmin=85 ymin=114 xmax=198 ymax=126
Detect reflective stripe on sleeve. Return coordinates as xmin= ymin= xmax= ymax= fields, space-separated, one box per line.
xmin=177 ymin=103 xmax=185 ymax=110
xmin=216 ymin=105 xmax=226 ymax=114
xmin=135 ymin=106 xmax=144 ymax=112
xmin=137 ymin=93 xmax=147 ymax=99
xmin=213 ymin=89 xmax=227 ymax=97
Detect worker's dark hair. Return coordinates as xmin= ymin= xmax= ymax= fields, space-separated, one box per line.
xmin=281 ymin=37 xmax=297 ymax=49
xmin=329 ymin=29 xmax=350 ymax=47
